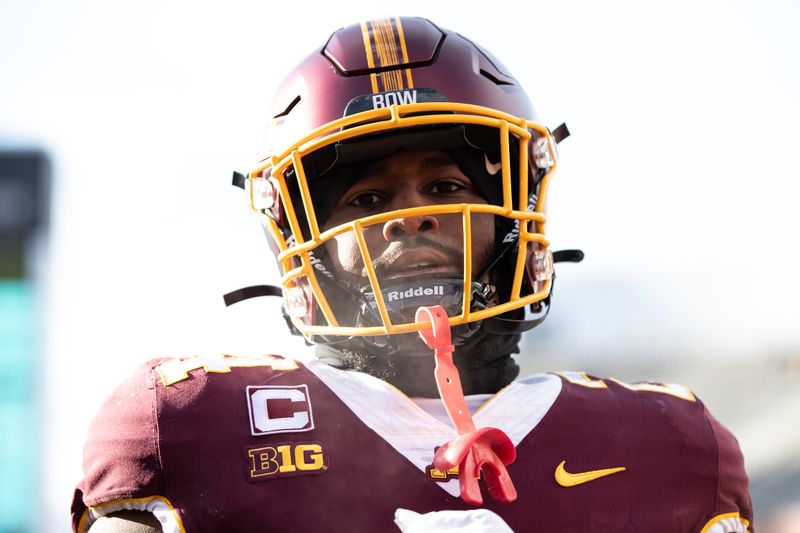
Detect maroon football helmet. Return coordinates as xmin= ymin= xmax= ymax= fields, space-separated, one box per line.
xmin=237 ymin=17 xmax=573 ymax=351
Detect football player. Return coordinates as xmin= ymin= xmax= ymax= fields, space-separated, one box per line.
xmin=72 ymin=17 xmax=753 ymax=532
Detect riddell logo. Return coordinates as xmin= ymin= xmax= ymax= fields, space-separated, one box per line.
xmin=503 ymin=193 xmax=538 ymax=243
xmin=386 ymin=285 xmax=444 ymax=302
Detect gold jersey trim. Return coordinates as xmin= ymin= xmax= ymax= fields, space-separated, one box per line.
xmin=699 ymin=511 xmax=750 ymax=533
xmin=78 ymin=495 xmax=185 ymax=533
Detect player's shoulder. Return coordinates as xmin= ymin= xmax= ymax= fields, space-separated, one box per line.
xmin=102 ymin=352 xmax=305 ymax=386
xmin=547 ymin=370 xmax=746 ymax=459
xmin=553 ymin=373 xmax=748 ymax=487
xmin=552 ymin=370 xmax=698 ymax=403
xmin=548 ymin=370 xmax=710 ymax=436
xmin=77 ymin=353 xmax=313 ymax=515
xmin=90 ymin=353 xmax=309 ymax=429
xmin=511 ymin=370 xmax=710 ymax=445
xmin=531 ymin=371 xmax=752 ymax=530
xmin=149 ymin=352 xmax=303 ymax=387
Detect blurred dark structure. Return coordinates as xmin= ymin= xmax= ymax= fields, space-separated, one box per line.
xmin=0 ymin=150 xmax=49 ymax=532
xmin=0 ymin=152 xmax=48 ymax=275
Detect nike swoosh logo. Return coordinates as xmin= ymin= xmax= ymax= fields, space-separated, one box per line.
xmin=554 ymin=460 xmax=626 ymax=487
xmin=484 ymin=154 xmax=502 ymax=175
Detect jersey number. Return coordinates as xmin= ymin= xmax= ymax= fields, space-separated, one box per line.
xmin=556 ymin=371 xmax=696 ymax=402
xmin=156 ymin=354 xmax=298 ymax=386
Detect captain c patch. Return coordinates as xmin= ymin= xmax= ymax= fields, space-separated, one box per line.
xmin=246 ymin=384 xmax=314 ymax=436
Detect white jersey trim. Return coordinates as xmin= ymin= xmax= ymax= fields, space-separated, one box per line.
xmin=413 ymin=394 xmax=493 ymax=426
xmin=300 ymin=356 xmax=562 ymax=497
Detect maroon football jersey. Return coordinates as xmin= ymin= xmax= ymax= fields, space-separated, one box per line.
xmin=72 ymin=355 xmax=753 ymax=532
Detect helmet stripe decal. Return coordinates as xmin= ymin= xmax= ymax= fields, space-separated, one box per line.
xmin=374 ymin=19 xmax=401 ymax=91
xmin=394 ymin=16 xmax=414 ymax=89
xmin=359 ymin=21 xmax=380 ymax=93
xmin=375 ymin=20 xmax=392 ymax=89
xmin=362 ymin=18 xmax=413 ymax=93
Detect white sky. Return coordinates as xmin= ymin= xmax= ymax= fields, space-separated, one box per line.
xmin=1 ymin=0 xmax=799 ymax=529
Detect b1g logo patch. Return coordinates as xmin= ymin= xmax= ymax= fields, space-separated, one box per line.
xmin=245 ymin=442 xmax=328 ymax=482
xmin=246 ymin=385 xmax=314 ymax=436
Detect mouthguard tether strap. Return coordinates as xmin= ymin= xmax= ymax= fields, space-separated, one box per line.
xmin=415 ymin=305 xmax=517 ymax=505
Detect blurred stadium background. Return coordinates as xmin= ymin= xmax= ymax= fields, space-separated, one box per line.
xmin=1 ymin=0 xmax=798 ymax=531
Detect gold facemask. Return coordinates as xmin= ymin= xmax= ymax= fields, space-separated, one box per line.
xmin=246 ymin=101 xmax=558 ymax=339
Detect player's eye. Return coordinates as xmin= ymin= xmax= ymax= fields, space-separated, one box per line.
xmin=429 ymin=180 xmax=466 ymax=195
xmin=347 ymin=191 xmax=384 ymax=208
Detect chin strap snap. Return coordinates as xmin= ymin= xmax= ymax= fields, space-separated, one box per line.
xmin=415 ymin=305 xmax=517 ymax=505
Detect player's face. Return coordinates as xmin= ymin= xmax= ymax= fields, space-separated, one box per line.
xmin=322 ymin=150 xmax=495 ymax=289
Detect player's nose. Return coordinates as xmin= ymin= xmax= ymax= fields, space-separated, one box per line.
xmin=381 ymin=188 xmax=440 ymax=240
xmin=382 ymin=213 xmax=440 ymax=240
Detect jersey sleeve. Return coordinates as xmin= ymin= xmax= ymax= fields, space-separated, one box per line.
xmin=701 ymin=403 xmax=754 ymax=531
xmin=71 ymin=361 xmax=165 ymax=531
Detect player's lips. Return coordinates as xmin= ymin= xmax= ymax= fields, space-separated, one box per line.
xmin=381 ymin=248 xmax=461 ymax=280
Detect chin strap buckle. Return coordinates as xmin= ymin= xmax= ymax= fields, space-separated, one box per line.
xmin=415 ymin=306 xmax=517 ymax=505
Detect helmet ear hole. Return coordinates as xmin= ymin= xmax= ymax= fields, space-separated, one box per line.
xmin=532 ymin=249 xmax=554 ymax=282
xmin=284 ymin=279 xmax=312 ymax=320
xmin=525 ymin=247 xmax=554 ymax=295
xmin=251 ymin=176 xmax=278 ymax=210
